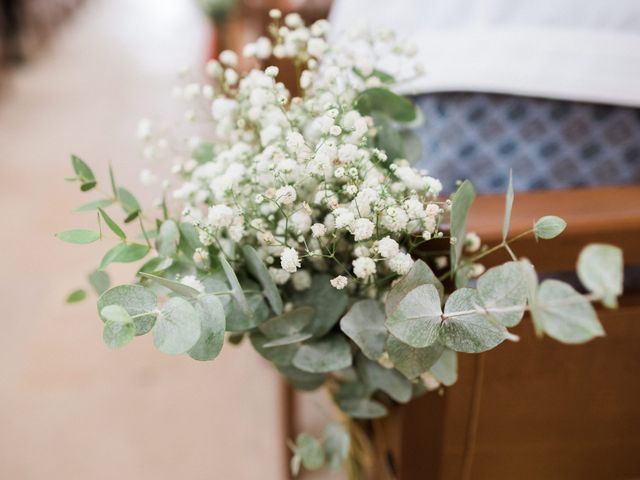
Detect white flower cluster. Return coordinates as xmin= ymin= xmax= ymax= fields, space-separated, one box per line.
xmin=138 ymin=12 xmax=446 ymax=295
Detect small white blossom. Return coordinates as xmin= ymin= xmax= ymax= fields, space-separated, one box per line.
xmin=219 ymin=50 xmax=238 ymax=67
xmin=280 ymin=247 xmax=301 ymax=273
xmin=276 ymin=185 xmax=297 ymax=205
xmin=353 ymin=257 xmax=376 ymax=279
xmin=192 ymin=247 xmax=210 ymax=269
xmin=377 ymin=236 xmax=399 ymax=258
xmin=180 ymin=275 xmax=205 ymax=293
xmin=352 ymin=218 xmax=374 ymax=241
xmin=330 ymin=275 xmax=348 ymax=290
xmin=208 ymin=205 xmax=234 ymax=228
xmin=310 ymin=223 xmax=326 ymax=238
xmin=388 ymin=252 xmax=413 ymax=275
xmin=465 ymin=232 xmax=481 ymax=253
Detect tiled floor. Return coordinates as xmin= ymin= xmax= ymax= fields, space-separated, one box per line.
xmin=0 ymin=1 xmax=284 ymax=478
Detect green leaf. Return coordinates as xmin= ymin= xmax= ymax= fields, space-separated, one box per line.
xmin=219 ymin=253 xmax=251 ymax=316
xmin=476 ymin=261 xmax=528 ymax=327
xmin=354 ymin=87 xmax=417 ymax=122
xmin=293 ymin=274 xmax=348 ymax=336
xmin=293 ymin=335 xmax=353 ymax=373
xmin=357 ymin=355 xmax=412 ymax=403
xmin=192 ymin=142 xmax=215 ymax=164
xmin=450 ymin=180 xmax=476 ymax=273
xmin=138 ymin=256 xmax=173 ymax=275
xmin=153 ymin=297 xmax=201 ymax=354
xmin=340 ymin=299 xmax=387 ymax=361
xmin=56 ymin=229 xmax=100 ymax=244
xmin=503 ymin=169 xmax=514 ymax=241
xmin=223 ymin=288 xmax=269 ymax=332
xmin=99 ymin=243 xmax=149 ymax=269
xmin=88 ymin=270 xmax=110 ymax=295
xmin=242 ymin=245 xmax=283 ymax=315
xmin=178 ymin=222 xmax=203 ymax=258
xmin=374 ymin=113 xmax=405 ymax=161
xmin=138 ymin=272 xmax=201 ymax=298
xmin=65 ymin=289 xmax=87 ymax=304
xmin=533 ymin=279 xmax=604 ymax=344
xmin=71 ymin=154 xmax=96 ymax=191
xmin=156 ymin=220 xmax=180 ymax=257
xmin=98 ymin=207 xmax=126 ymax=240
xmin=75 ymin=199 xmax=114 ymax=212
xmin=385 ymin=259 xmax=444 ymax=316
xmin=335 ymin=394 xmax=387 ymax=419
xmin=259 ymin=307 xmax=315 ymax=338
xmin=251 ymin=331 xmax=299 ymax=366
xmin=386 ymin=284 xmax=442 ymax=348
xmin=188 ymin=294 xmax=225 ymax=361
xmin=430 ymin=348 xmax=458 ymax=386
xmin=440 ymin=288 xmax=508 ymax=353
xmin=263 ymin=332 xmax=313 ymax=348
xmin=533 ymin=215 xmax=566 ymax=239
xmin=277 ymin=366 xmax=325 ymax=391
xmin=117 ymin=187 xmax=140 ymax=214
xmin=399 ymin=128 xmax=422 ymax=164
xmin=353 ymin=67 xmax=395 ymax=83
xmin=386 ymin=335 xmax=444 ymax=380
xmin=295 ymin=433 xmax=325 ymax=470
xmin=323 ymin=423 xmax=350 ymax=470
xmin=98 ymin=284 xmax=157 ymax=335
xmin=108 ymin=164 xmax=118 ymax=199
xmin=577 ymin=244 xmax=623 ymax=308
xmin=101 ymin=305 xmax=135 ymax=348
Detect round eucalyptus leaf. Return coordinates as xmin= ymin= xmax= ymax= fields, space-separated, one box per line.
xmin=251 ymin=332 xmax=300 ymax=366
xmin=98 ymin=284 xmax=157 ymax=335
xmin=101 ymin=305 xmax=135 ymax=349
xmin=386 ymin=284 xmax=442 ymax=348
xmin=156 ymin=220 xmax=180 ymax=257
xmin=242 ymin=245 xmax=283 ymax=315
xmin=88 ymin=270 xmax=110 ymax=295
xmin=188 ymin=294 xmax=226 ymax=361
xmin=294 ymin=275 xmax=349 ymax=336
xmin=259 ymin=307 xmax=315 ymax=339
xmin=533 ymin=215 xmax=567 ymax=239
xmin=153 ymin=297 xmax=201 ymax=355
xmin=323 ymin=423 xmax=350 ymax=470
xmin=477 ymin=261 xmax=528 ymax=327
xmin=386 ymin=335 xmax=444 ymax=380
xmin=441 ymin=288 xmax=508 ymax=353
xmin=295 ymin=433 xmax=325 ymax=470
xmin=293 ymin=335 xmax=352 ymax=373
xmin=577 ymin=244 xmax=623 ymax=308
xmin=356 ymin=355 xmax=412 ymax=403
xmin=340 ymin=299 xmax=386 ymax=361
xmin=354 ymin=87 xmax=417 ymax=122
xmin=276 ymin=365 xmax=325 ymax=391
xmin=385 ymin=260 xmax=443 ymax=316
xmin=336 ymin=397 xmax=387 ymax=419
xmin=430 ymin=348 xmax=458 ymax=387
xmin=534 ymin=279 xmax=604 ymax=344
xmin=223 ymin=287 xmax=269 ymax=332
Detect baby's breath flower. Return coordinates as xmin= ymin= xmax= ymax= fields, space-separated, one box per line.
xmin=353 ymin=257 xmax=376 ymax=280
xmin=377 ymin=236 xmax=399 ymax=258
xmin=180 ymin=275 xmax=205 ymax=293
xmin=330 ymin=275 xmax=348 ymax=290
xmin=280 ymin=247 xmax=301 ymax=273
xmin=310 ymin=223 xmax=326 ymax=238
xmin=465 ymin=232 xmax=481 ymax=253
xmin=388 ymin=252 xmax=413 ymax=275
xmin=276 ymin=185 xmax=297 ymax=205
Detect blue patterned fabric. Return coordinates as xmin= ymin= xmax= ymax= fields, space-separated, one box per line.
xmin=412 ymin=93 xmax=640 ymax=193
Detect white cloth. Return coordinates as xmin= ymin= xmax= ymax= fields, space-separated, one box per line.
xmin=329 ymin=0 xmax=640 ymax=107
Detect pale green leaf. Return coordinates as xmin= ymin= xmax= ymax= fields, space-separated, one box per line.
xmin=450 ymin=180 xmax=476 ymax=273
xmin=219 ymin=253 xmax=250 ymax=316
xmin=65 ymin=289 xmax=87 ymax=304
xmin=242 ymin=245 xmax=283 ymax=314
xmin=56 ymin=229 xmax=100 ymax=244
xmin=354 ymin=87 xmax=417 ymax=122
xmin=430 ymin=348 xmax=458 ymax=386
xmin=534 ymin=279 xmax=604 ymax=344
xmin=88 ymin=270 xmax=110 ymax=295
xmin=259 ymin=307 xmax=315 ymax=338
xmin=440 ymin=288 xmax=508 ymax=353
xmin=386 ymin=284 xmax=442 ymax=348
xmin=99 ymin=243 xmax=149 ymax=269
xmin=276 ymin=365 xmax=325 ymax=391
xmin=357 ymin=355 xmax=412 ymax=403
xmin=295 ymin=433 xmax=325 ymax=470
xmin=98 ymin=284 xmax=157 ymax=335
xmin=138 ymin=272 xmax=201 ymax=298
xmin=577 ymin=244 xmax=623 ymax=308
xmin=75 ymin=199 xmax=113 ymax=212
xmin=503 ymin=169 xmax=514 ymax=241
xmin=101 ymin=305 xmax=135 ymax=348
xmin=71 ymin=154 xmax=96 ymax=191
xmin=385 ymin=259 xmax=444 ymax=316
xmin=340 ymin=299 xmax=386 ymax=361
xmin=336 ymin=396 xmax=387 ymax=419
xmin=251 ymin=331 xmax=299 ymax=366
xmin=263 ymin=332 xmax=313 ymax=348
xmin=476 ymin=261 xmax=528 ymax=327
xmin=153 ymin=297 xmax=201 ymax=354
xmin=533 ymin=215 xmax=566 ymax=239
xmin=138 ymin=256 xmax=173 ymax=275
xmin=293 ymin=335 xmax=352 ymax=373
xmin=98 ymin=207 xmax=126 ymax=240
xmin=293 ymin=274 xmax=348 ymax=336
xmin=188 ymin=294 xmax=225 ymax=361
xmin=323 ymin=423 xmax=350 ymax=470
xmin=117 ymin=187 xmax=140 ymax=216
xmin=156 ymin=220 xmax=180 ymax=257
xmin=386 ymin=335 xmax=444 ymax=380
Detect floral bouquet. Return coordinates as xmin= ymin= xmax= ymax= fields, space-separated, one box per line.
xmin=58 ymin=10 xmax=623 ymax=478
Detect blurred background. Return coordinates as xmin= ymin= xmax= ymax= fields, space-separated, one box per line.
xmin=1 ymin=1 xmax=639 ymax=479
